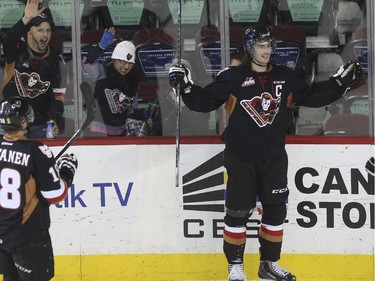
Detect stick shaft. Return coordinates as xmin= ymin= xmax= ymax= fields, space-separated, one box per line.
xmin=55 ymin=129 xmax=83 ymax=159
xmin=175 ymin=0 xmax=182 ymax=187
xmin=55 ymin=82 xmax=96 ymax=159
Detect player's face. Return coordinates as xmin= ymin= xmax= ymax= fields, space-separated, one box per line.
xmin=28 ymin=22 xmax=52 ymax=53
xmin=252 ymin=41 xmax=272 ymax=66
xmin=114 ymin=59 xmax=134 ymax=76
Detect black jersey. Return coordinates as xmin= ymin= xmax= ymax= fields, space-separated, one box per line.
xmin=183 ymin=65 xmax=345 ymax=162
xmin=94 ymin=64 xmax=139 ymax=127
xmin=0 ymin=136 xmax=66 ymax=251
xmin=1 ymin=19 xmax=62 ymax=126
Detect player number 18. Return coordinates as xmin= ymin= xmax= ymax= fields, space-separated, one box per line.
xmin=0 ymin=168 xmax=21 ymax=209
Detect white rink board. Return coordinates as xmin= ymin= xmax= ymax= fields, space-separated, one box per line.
xmin=49 ymin=143 xmax=374 ymax=256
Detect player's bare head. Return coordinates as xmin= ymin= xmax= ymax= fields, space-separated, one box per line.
xmin=27 ymin=13 xmax=53 ymax=53
xmin=0 ymin=97 xmax=35 ymax=132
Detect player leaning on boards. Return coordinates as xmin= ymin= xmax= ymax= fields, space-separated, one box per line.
xmin=0 ymin=97 xmax=78 ymax=281
xmin=169 ymin=25 xmax=362 ymax=281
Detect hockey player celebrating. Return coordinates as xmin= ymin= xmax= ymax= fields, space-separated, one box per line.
xmin=0 ymin=97 xmax=78 ymax=281
xmin=169 ymin=25 xmax=362 ymax=281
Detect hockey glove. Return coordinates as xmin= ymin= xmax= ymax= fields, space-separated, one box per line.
xmin=169 ymin=64 xmax=194 ymax=93
xmin=56 ymin=153 xmax=78 ymax=187
xmin=365 ymin=157 xmax=374 ymax=176
xmin=330 ymin=60 xmax=362 ymax=89
xmin=99 ymin=29 xmax=114 ymax=49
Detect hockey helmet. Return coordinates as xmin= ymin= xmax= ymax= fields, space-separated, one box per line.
xmin=111 ymin=41 xmax=136 ymax=64
xmin=0 ymin=97 xmax=34 ymax=131
xmin=244 ymin=25 xmax=276 ymax=53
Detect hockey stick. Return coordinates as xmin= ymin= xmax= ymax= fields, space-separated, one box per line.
xmin=55 ymin=82 xmax=96 ymax=159
xmin=175 ymin=0 xmax=182 ymax=187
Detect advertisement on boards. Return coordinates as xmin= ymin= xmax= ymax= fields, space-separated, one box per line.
xmin=49 ymin=143 xmax=374 ymax=256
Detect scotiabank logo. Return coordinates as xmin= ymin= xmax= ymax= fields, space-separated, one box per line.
xmin=182 ymin=152 xmax=226 ymax=213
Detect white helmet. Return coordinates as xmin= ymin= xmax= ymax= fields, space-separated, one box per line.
xmin=111 ymin=41 xmax=136 ymax=64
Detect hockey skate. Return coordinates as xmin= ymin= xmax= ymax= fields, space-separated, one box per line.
xmin=258 ymin=261 xmax=296 ymax=281
xmin=228 ymin=263 xmax=247 ymax=281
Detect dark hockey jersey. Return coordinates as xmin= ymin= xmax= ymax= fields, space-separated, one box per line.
xmin=182 ymin=64 xmax=345 ymax=162
xmin=0 ymin=136 xmax=66 ymax=251
xmin=1 ymin=19 xmax=63 ymax=125
xmin=94 ymin=64 xmax=139 ymax=127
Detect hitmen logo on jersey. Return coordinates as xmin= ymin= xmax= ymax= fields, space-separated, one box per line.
xmin=240 ymin=92 xmax=280 ymax=127
xmin=104 ymin=88 xmax=133 ymax=114
xmin=14 ymin=70 xmax=50 ymax=98
xmin=182 ymin=152 xmax=226 ymax=213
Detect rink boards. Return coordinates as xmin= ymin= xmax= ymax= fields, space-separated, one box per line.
xmin=4 ymin=142 xmax=374 ymax=281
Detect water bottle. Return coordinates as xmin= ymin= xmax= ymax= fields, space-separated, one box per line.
xmin=46 ymin=120 xmax=54 ymax=138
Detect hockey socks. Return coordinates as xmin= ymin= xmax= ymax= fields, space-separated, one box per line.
xmin=258 ymin=223 xmax=283 ymax=261
xmin=223 ymin=225 xmax=246 ymax=264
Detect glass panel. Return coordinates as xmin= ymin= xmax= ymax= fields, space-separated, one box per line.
xmin=270 ymin=43 xmax=300 ymax=70
xmin=228 ymin=0 xmax=263 ymax=23
xmin=168 ymin=0 xmax=205 ymax=24
xmin=107 ymin=0 xmax=145 ymax=25
xmin=354 ymin=45 xmax=368 ymax=73
xmin=286 ymin=0 xmax=324 ymax=22
xmin=137 ymin=46 xmax=176 ymax=77
xmin=0 ymin=0 xmax=372 ymax=138
xmin=199 ymin=43 xmax=240 ymax=74
xmin=350 ymin=99 xmax=369 ymax=116
xmin=0 ymin=1 xmax=24 ymax=29
xmin=49 ymin=0 xmax=84 ymax=27
xmin=0 ymin=0 xmax=75 ymax=139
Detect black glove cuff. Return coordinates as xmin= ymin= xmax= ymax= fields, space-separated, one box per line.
xmin=60 ymin=167 xmax=75 ymax=187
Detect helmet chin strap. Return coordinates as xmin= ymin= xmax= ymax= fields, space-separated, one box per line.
xmin=251 ymin=58 xmax=268 ymax=68
xmin=249 ymin=51 xmax=269 ymax=68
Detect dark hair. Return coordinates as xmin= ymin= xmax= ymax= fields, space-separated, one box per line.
xmin=230 ymin=53 xmax=244 ymax=65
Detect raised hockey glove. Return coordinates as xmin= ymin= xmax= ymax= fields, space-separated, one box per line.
xmin=365 ymin=157 xmax=374 ymax=176
xmin=169 ymin=64 xmax=194 ymax=93
xmin=330 ymin=60 xmax=362 ymax=90
xmin=56 ymin=153 xmax=78 ymax=187
xmin=99 ymin=29 xmax=114 ymax=49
